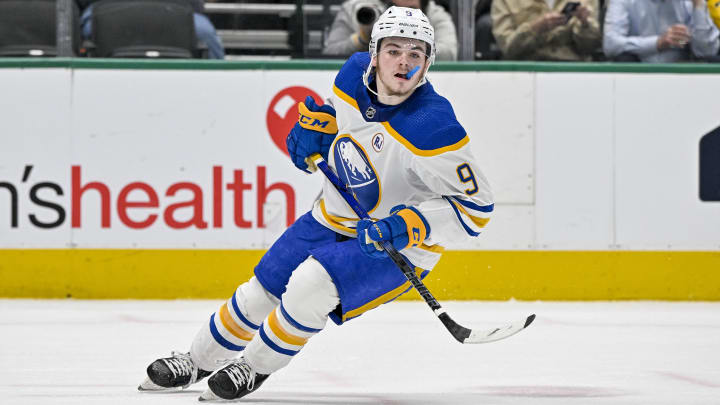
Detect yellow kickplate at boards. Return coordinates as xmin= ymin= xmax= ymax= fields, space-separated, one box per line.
xmin=0 ymin=250 xmax=718 ymax=300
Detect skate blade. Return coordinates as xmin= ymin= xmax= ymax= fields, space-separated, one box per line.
xmin=138 ymin=377 xmax=175 ymax=392
xmin=198 ymin=388 xmax=221 ymax=401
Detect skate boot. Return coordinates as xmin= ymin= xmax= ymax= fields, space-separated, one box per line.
xmin=199 ymin=357 xmax=270 ymax=401
xmin=138 ymin=351 xmax=211 ymax=391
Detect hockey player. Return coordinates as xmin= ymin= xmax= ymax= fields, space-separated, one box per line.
xmin=138 ymin=6 xmax=493 ymax=401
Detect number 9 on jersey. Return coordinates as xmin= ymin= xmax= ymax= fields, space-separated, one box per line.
xmin=456 ymin=163 xmax=478 ymax=195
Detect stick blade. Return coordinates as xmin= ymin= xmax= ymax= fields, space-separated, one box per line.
xmin=463 ymin=314 xmax=536 ymax=344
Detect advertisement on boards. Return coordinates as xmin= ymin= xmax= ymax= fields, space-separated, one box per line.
xmin=2 ymin=69 xmax=719 ymax=251
xmin=0 ymin=70 xmax=335 ymax=249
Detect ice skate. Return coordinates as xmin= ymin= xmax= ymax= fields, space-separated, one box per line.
xmin=199 ymin=357 xmax=269 ymax=401
xmin=138 ymin=351 xmax=211 ymax=391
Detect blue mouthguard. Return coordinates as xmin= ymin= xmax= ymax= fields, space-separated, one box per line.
xmin=405 ymin=66 xmax=421 ymax=79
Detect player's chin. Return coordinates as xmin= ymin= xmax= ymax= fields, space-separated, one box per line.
xmin=387 ymin=84 xmax=407 ymax=95
xmin=391 ymin=75 xmax=413 ymax=89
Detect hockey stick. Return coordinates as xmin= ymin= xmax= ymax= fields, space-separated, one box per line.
xmin=306 ymin=153 xmax=535 ymax=344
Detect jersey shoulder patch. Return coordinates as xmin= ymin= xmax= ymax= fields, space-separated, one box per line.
xmin=385 ymin=86 xmax=468 ymax=156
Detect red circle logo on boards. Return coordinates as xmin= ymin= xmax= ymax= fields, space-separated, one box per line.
xmin=266 ymin=86 xmax=324 ymax=156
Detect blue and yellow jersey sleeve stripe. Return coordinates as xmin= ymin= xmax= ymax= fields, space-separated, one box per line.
xmin=444 ymin=196 xmax=493 ymax=237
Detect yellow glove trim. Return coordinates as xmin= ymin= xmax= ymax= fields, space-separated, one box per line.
xmin=298 ymin=102 xmax=338 ymax=134
xmin=396 ymin=208 xmax=427 ymax=249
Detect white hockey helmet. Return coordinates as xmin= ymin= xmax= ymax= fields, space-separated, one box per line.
xmin=363 ymin=6 xmax=436 ymax=93
xmin=369 ymin=6 xmax=436 ymax=64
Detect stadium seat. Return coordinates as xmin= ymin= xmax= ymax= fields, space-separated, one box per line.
xmin=0 ymin=0 xmax=80 ymax=57
xmin=91 ymin=0 xmax=196 ymax=58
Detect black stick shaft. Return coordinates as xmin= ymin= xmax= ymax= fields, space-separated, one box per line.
xmin=310 ymin=155 xmax=532 ymax=345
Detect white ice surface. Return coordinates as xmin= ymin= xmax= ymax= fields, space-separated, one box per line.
xmin=1 ymin=300 xmax=719 ymax=404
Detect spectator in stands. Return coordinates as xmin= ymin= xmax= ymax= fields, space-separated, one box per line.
xmin=323 ymin=0 xmax=458 ymax=60
xmin=708 ymin=0 xmax=720 ymax=29
xmin=77 ymin=0 xmax=225 ymax=59
xmin=603 ymin=0 xmax=719 ymax=62
xmin=491 ymin=0 xmax=601 ymax=61
xmin=475 ymin=0 xmax=502 ymax=59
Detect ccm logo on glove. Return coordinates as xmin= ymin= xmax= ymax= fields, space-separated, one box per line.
xmin=298 ymin=100 xmax=338 ymax=134
xmin=286 ymin=96 xmax=338 ymax=173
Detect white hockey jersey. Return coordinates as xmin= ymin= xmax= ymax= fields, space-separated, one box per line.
xmin=311 ymin=52 xmax=494 ymax=270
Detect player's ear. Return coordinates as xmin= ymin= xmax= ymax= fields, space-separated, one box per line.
xmin=371 ymin=55 xmax=377 ymax=68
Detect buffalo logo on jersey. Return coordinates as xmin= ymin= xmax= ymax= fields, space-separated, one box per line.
xmin=333 ymin=136 xmax=380 ymax=212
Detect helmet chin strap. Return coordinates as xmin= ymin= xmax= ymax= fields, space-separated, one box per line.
xmin=362 ymin=60 xmax=380 ymax=98
xmin=362 ymin=54 xmax=430 ymax=100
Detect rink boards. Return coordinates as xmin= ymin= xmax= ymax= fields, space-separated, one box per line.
xmin=1 ymin=249 xmax=719 ymax=300
xmin=0 ymin=60 xmax=719 ymax=300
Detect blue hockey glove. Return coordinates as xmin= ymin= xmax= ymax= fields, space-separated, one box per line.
xmin=286 ymin=96 xmax=338 ymax=174
xmin=356 ymin=205 xmax=430 ymax=259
